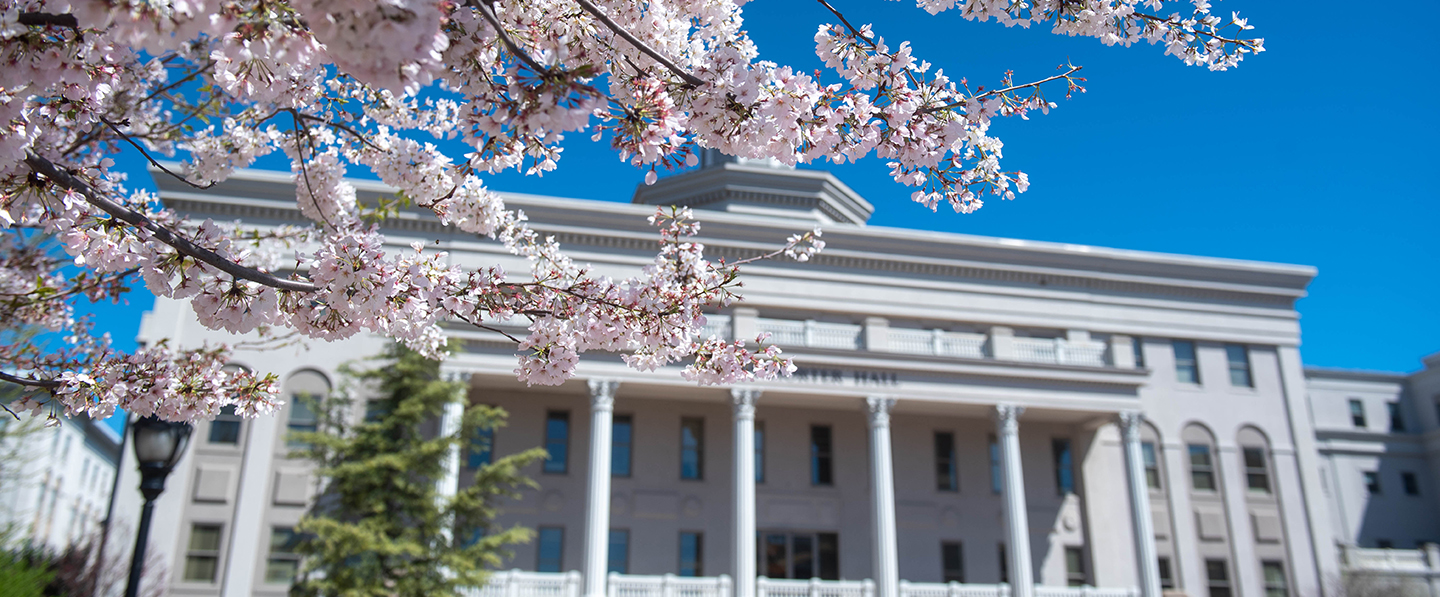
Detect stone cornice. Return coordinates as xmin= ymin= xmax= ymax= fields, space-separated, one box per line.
xmin=153 ymin=166 xmax=1314 ymax=312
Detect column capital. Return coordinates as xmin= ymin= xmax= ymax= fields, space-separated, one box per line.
xmin=1117 ymin=410 xmax=1145 ymax=442
xmin=994 ymin=404 xmax=1024 ymax=433
xmin=587 ymin=379 xmax=619 ymax=411
xmin=865 ymin=396 xmax=897 ymax=427
xmin=731 ymin=388 xmax=761 ymax=420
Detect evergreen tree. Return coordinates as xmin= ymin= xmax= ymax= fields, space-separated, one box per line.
xmin=291 ymin=344 xmax=544 ymax=597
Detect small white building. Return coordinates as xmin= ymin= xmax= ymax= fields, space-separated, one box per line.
xmin=104 ymin=159 xmax=1440 ymax=597
xmin=0 ymin=413 xmax=122 ymax=552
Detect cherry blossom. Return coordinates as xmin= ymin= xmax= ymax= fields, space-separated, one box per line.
xmin=0 ymin=0 xmax=1261 ymax=422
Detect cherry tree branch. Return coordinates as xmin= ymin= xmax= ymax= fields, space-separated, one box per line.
xmin=17 ymin=12 xmax=78 ymax=28
xmin=22 ymin=152 xmax=320 ymax=293
xmin=570 ymin=0 xmax=706 ymax=87
xmin=0 ymin=370 xmax=63 ymax=389
xmin=921 ymin=65 xmax=1084 ymax=114
xmin=470 ymin=0 xmax=556 ymax=77
xmin=100 ymin=118 xmax=215 ymax=189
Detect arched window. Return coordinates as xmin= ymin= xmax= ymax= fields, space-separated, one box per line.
xmin=283 ymin=370 xmax=331 ymax=449
xmin=1182 ymin=424 xmax=1219 ymax=493
xmin=1236 ymin=427 xmax=1272 ymax=494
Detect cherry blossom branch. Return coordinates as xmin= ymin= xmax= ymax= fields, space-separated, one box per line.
xmin=922 ymin=65 xmax=1084 ymax=114
xmin=0 ymin=370 xmax=63 ymax=389
xmin=1131 ymin=12 xmax=1258 ymax=46
xmin=569 ymin=0 xmax=706 ymax=87
xmin=22 ymin=152 xmax=320 ymax=293
xmin=470 ymin=0 xmax=555 ymax=77
xmin=100 ymin=118 xmax=215 ymax=189
xmin=17 ymin=12 xmax=78 ymax=28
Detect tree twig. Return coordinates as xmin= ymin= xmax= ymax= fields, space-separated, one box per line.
xmin=23 ymin=152 xmax=320 ymax=293
xmin=570 ymin=0 xmax=705 ymax=87
xmin=921 ymin=65 xmax=1083 ymax=114
xmin=469 ymin=0 xmax=555 ymax=77
xmin=18 ymin=12 xmax=78 ymax=28
xmin=100 ymin=118 xmax=215 ymax=189
xmin=0 ymin=370 xmax=63 ymax=389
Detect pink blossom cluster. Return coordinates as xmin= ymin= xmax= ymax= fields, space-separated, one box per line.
xmin=0 ymin=0 xmax=1260 ymax=422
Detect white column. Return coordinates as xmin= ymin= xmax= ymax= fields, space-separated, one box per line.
xmin=732 ymin=388 xmax=761 ymax=597
xmin=584 ymin=379 xmax=619 ymax=597
xmin=1119 ymin=411 xmax=1163 ymax=597
xmin=437 ymin=371 xmax=471 ymax=498
xmin=995 ymin=404 xmax=1033 ymax=597
xmin=865 ymin=396 xmax=900 ymax=597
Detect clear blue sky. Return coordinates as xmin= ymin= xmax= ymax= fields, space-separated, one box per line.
xmin=91 ymin=0 xmax=1437 ymax=374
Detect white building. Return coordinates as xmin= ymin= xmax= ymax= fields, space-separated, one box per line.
xmin=0 ymin=413 xmax=122 ymax=552
xmin=106 ymin=159 xmax=1440 ymax=597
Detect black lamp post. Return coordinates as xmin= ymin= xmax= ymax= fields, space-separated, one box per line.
xmin=124 ymin=416 xmax=193 ymax=597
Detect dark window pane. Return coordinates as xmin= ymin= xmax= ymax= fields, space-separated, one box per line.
xmin=1349 ymin=399 xmax=1367 ymax=428
xmin=763 ymin=534 xmax=788 ymax=578
xmin=811 ymin=426 xmax=833 ymax=486
xmin=537 ymin=527 xmax=564 ymax=572
xmin=1243 ymin=447 xmax=1269 ymax=492
xmin=942 ymin=542 xmax=964 ymax=583
xmin=1065 ymin=547 xmax=1086 ymax=587
xmin=544 ymin=412 xmax=569 ymax=474
xmin=1225 ymin=344 xmax=1252 ymax=387
xmin=681 ymin=418 xmax=704 ymax=480
xmin=469 ymin=427 xmax=494 ymax=469
xmin=1173 ymin=340 xmax=1199 ymax=384
xmin=1263 ymin=561 xmax=1288 ymax=597
xmin=1158 ymin=557 xmax=1175 ymax=589
xmin=792 ymin=535 xmax=814 ymax=579
xmin=1402 ymin=472 xmax=1420 ymax=495
xmin=989 ymin=436 xmax=1001 ymax=494
xmin=208 ymin=406 xmax=241 ymax=444
xmin=1053 ymin=438 xmax=1074 ymax=495
xmin=1364 ymin=471 xmax=1381 ymax=494
xmin=755 ymin=422 xmax=766 ymax=483
xmin=935 ymin=432 xmax=958 ymax=491
xmin=1142 ymin=442 xmax=1162 ymax=490
xmin=1133 ymin=337 xmax=1146 ymax=368
xmin=608 ymin=530 xmax=629 ymax=574
xmin=612 ymin=415 xmax=632 ymax=477
xmin=1388 ymin=402 xmax=1406 ymax=432
xmin=998 ymin=543 xmax=1008 ymax=583
xmin=287 ymin=396 xmax=320 ymax=448
xmin=817 ymin=533 xmax=839 ymax=580
xmin=1189 ymin=444 xmax=1215 ymax=491
xmin=1206 ymin=559 xmax=1231 ymax=597
xmin=679 ymin=532 xmax=703 ymax=577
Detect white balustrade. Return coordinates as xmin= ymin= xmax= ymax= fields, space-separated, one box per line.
xmin=757 ymin=578 xmax=875 ymax=597
xmin=1010 ymin=337 xmax=1108 ymax=367
xmin=1033 ymin=587 xmax=1137 ymax=597
xmin=607 ymin=573 xmax=733 ymax=597
xmin=886 ymin=329 xmax=987 ymax=358
xmin=467 ymin=570 xmax=584 ymax=597
xmin=897 ymin=581 xmax=1012 ymax=597
xmin=701 ymin=314 xmax=733 ymax=340
xmin=756 ymin=319 xmax=861 ymax=350
xmin=1344 ymin=546 xmax=1432 ymax=571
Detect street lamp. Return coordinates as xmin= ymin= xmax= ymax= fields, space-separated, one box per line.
xmin=124 ymin=416 xmax=193 ymax=597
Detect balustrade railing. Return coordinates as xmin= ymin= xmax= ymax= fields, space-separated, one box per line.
xmin=608 ymin=573 xmax=732 ymax=597
xmin=1011 ymin=337 xmax=1108 ymax=367
xmin=898 ymin=581 xmax=1012 ymax=597
xmin=466 ymin=570 xmax=583 ymax=597
xmin=700 ymin=314 xmax=732 ymax=340
xmin=757 ymin=577 xmax=873 ymax=597
xmin=887 ymin=329 xmax=987 ymax=359
xmin=756 ymin=319 xmax=862 ymax=350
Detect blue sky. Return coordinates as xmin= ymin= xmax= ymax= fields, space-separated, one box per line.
xmin=91 ymin=0 xmax=1437 ymax=375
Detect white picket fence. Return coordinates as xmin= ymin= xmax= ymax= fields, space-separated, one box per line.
xmin=758 ymin=577 xmax=873 ymax=597
xmin=609 ymin=573 xmax=732 ymax=597
xmin=466 ymin=570 xmax=583 ymax=597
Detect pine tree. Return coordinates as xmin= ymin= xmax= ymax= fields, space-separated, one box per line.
xmin=291 ymin=344 xmax=545 ymax=597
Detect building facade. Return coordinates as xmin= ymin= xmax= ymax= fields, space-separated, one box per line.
xmin=0 ymin=413 xmax=122 ymax=553
xmin=107 ymin=159 xmax=1439 ymax=597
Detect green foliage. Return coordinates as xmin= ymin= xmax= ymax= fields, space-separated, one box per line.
xmin=291 ymin=344 xmax=545 ymax=597
xmin=0 ymin=542 xmax=53 ymax=597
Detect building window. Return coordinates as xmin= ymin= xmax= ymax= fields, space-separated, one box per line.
xmin=1243 ymin=447 xmax=1270 ymax=493
xmin=681 ymin=417 xmax=704 ymax=480
xmin=468 ymin=426 xmax=493 ymax=469
xmin=1388 ymin=402 xmax=1405 ymax=432
xmin=1158 ymin=557 xmax=1175 ymax=589
xmin=265 ymin=527 xmax=303 ymax=584
xmin=1349 ymin=399 xmax=1367 ymax=428
xmin=1205 ymin=559 xmax=1232 ymax=597
xmin=1225 ymin=344 xmax=1252 ymax=387
xmin=998 ymin=543 xmax=1008 ymax=583
xmin=1188 ymin=444 xmax=1216 ymax=491
xmin=1053 ymin=438 xmax=1075 ymax=495
xmin=1065 ymin=547 xmax=1087 ymax=587
xmin=1364 ymin=471 xmax=1381 ymax=495
xmin=1376 ymin=539 xmax=1393 ymax=549
xmin=183 ymin=524 xmax=223 ymax=582
xmin=1142 ymin=442 xmax=1162 ymax=490
xmin=810 ymin=425 xmax=833 ymax=486
xmin=608 ymin=530 xmax=629 ymax=574
xmin=941 ymin=541 xmax=964 ymax=583
xmin=1173 ymin=340 xmax=1200 ymax=384
xmin=1262 ymin=560 xmax=1288 ymax=597
xmin=1402 ymin=472 xmax=1420 ymax=495
xmin=364 ymin=399 xmax=390 ymax=422
xmin=679 ymin=531 xmax=704 ymax=577
xmin=612 ymin=415 xmax=632 ymax=477
xmin=755 ymin=422 xmax=766 ymax=483
xmin=536 ymin=527 xmax=564 ymax=572
xmin=935 ymin=432 xmax=958 ymax=492
xmin=208 ymin=406 xmax=242 ymax=444
xmin=759 ymin=532 xmax=839 ymax=580
xmin=989 ymin=435 xmax=1002 ymax=494
xmin=1133 ymin=337 xmax=1146 ymax=368
xmin=543 ymin=411 xmax=569 ymax=474
xmin=286 ymin=398 xmax=319 ymax=448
